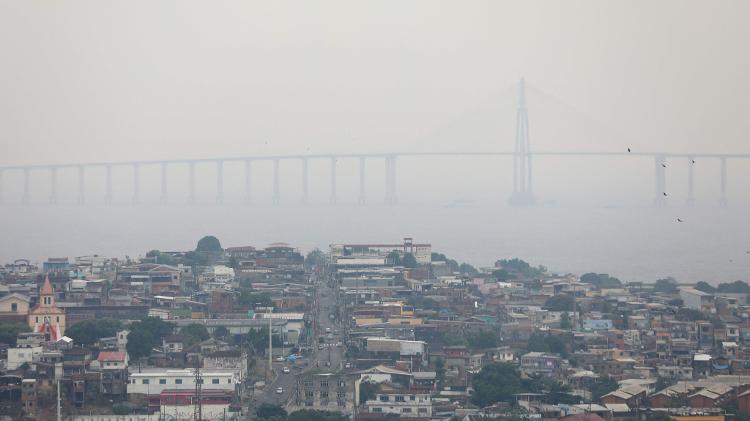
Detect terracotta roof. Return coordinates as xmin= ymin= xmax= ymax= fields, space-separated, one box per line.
xmin=98 ymin=351 xmax=126 ymax=362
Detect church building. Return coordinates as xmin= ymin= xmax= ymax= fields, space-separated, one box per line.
xmin=28 ymin=275 xmax=66 ymax=341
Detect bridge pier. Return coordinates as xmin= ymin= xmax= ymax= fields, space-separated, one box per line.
xmin=719 ymin=157 xmax=728 ymax=207
xmin=384 ymin=155 xmax=397 ymax=205
xmin=244 ymin=160 xmax=252 ymax=203
xmin=76 ymin=166 xmax=85 ymax=204
xmin=301 ymin=158 xmax=308 ymax=204
xmin=132 ymin=164 xmax=140 ymax=204
xmin=687 ymin=157 xmax=695 ymax=207
xmin=188 ymin=162 xmax=196 ymax=204
xmin=358 ymin=157 xmax=366 ymax=205
xmin=273 ymin=159 xmax=280 ymax=205
xmin=329 ymin=157 xmax=337 ymax=205
xmin=216 ymin=161 xmax=224 ymax=204
xmin=22 ymin=168 xmax=30 ymax=204
xmin=160 ymin=163 xmax=168 ymax=204
xmin=104 ymin=165 xmax=113 ymax=205
xmin=654 ymin=155 xmax=667 ymax=207
xmin=49 ymin=168 xmax=58 ymax=204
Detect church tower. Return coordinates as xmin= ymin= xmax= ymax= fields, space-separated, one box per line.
xmin=28 ymin=275 xmax=66 ymax=341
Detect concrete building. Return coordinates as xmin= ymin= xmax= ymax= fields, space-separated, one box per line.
xmin=363 ymin=390 xmax=433 ymax=417
xmin=290 ymin=372 xmax=355 ymax=415
xmin=680 ymin=288 xmax=714 ymax=311
xmin=128 ymin=369 xmax=237 ymax=396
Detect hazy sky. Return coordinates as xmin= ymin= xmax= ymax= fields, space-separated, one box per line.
xmin=2 ymin=0 xmax=749 ymax=166
xmin=1 ymin=1 xmax=750 ymax=283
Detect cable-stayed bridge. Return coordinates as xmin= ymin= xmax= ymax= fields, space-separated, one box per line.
xmin=1 ymin=80 xmax=747 ymax=207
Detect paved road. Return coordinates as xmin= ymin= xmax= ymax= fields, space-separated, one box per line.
xmin=247 ymin=270 xmax=346 ymax=412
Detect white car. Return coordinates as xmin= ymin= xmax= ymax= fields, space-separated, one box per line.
xmin=275 ymin=356 xmax=285 ymax=362
xmin=282 ymin=367 xmax=290 ymax=374
xmin=276 ymin=387 xmax=284 ymax=394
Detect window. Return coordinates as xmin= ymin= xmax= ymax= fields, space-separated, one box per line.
xmin=159 ymin=379 xmax=166 ymax=384
xmin=372 ymin=408 xmax=382 ymax=413
xmin=402 ymin=408 xmax=412 ymax=413
xmin=212 ymin=379 xmax=220 ymax=384
xmin=320 ymin=391 xmax=328 ymax=399
xmin=175 ymin=379 xmax=182 ymax=385
xmin=396 ymin=395 xmax=405 ymax=402
xmin=142 ymin=379 xmax=149 ymax=384
xmin=11 ymin=303 xmax=17 ymax=312
xmin=338 ymin=390 xmax=346 ymax=398
xmin=56 ymin=316 xmax=59 ymax=322
xmin=379 ymin=396 xmax=389 ymax=402
xmin=410 ymin=395 xmax=416 ymax=401
xmin=305 ymin=390 xmax=314 ymax=398
xmin=418 ymin=408 xmax=428 ymax=413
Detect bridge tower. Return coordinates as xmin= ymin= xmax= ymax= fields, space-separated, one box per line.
xmin=508 ymin=78 xmax=536 ymax=206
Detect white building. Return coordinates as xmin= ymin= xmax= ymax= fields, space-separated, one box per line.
xmin=127 ymin=369 xmax=237 ymax=395
xmin=364 ymin=391 xmax=432 ymax=417
xmin=8 ymin=346 xmax=42 ymax=370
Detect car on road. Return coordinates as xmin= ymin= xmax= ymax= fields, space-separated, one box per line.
xmin=275 ymin=356 xmax=285 ymax=362
xmin=276 ymin=387 xmax=284 ymax=394
xmin=345 ymin=362 xmax=352 ymax=369
xmin=282 ymin=366 xmax=290 ymax=374
xmin=318 ymin=344 xmax=324 ymax=350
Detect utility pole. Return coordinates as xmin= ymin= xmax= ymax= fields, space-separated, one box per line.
xmin=57 ymin=379 xmax=61 ymax=421
xmin=268 ymin=307 xmax=273 ymax=382
xmin=194 ymin=358 xmax=203 ymax=421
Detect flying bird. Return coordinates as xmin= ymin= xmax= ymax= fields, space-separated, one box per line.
xmin=627 ymin=148 xmax=631 ymax=153
xmin=661 ymin=163 xmax=667 ymax=168
xmin=691 ymin=159 xmax=696 ymax=164
xmin=663 ymin=192 xmax=668 ymax=197
xmin=677 ymin=218 xmax=684 ymax=222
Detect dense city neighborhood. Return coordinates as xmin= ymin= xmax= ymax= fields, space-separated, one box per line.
xmin=0 ymin=236 xmax=748 ymax=421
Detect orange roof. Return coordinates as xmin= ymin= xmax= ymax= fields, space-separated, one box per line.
xmin=41 ymin=275 xmax=54 ymax=295
xmin=98 ymin=351 xmax=126 ymax=362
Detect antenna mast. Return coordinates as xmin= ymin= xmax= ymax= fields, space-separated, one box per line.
xmin=194 ymin=358 xmax=203 ymax=421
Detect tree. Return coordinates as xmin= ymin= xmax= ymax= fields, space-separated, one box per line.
xmin=435 ymin=357 xmax=446 ymax=387
xmin=213 ymin=326 xmax=229 ymax=341
xmin=65 ymin=319 xmax=122 ymax=346
xmin=694 ymin=281 xmax=716 ymax=293
xmin=0 ymin=322 xmax=30 ymax=347
xmin=406 ymin=295 xmax=437 ymax=310
xmin=653 ymin=278 xmax=678 ymax=294
xmin=126 ymin=317 xmax=174 ymax=360
xmin=196 ymin=235 xmax=222 ymax=252
xmin=492 ymin=269 xmax=514 ymax=281
xmin=305 ymin=248 xmax=326 ymax=269
xmin=387 ymin=251 xmax=401 ymax=266
xmin=544 ymin=294 xmax=575 ymax=311
xmin=560 ymin=312 xmax=572 ymax=330
xmin=527 ymin=333 xmax=568 ymax=357
xmin=459 ymin=263 xmax=479 ymax=275
xmin=402 ymin=253 xmax=418 ymax=268
xmin=432 ymin=253 xmax=460 ymax=273
xmin=256 ymin=404 xmax=287 ymax=419
xmin=471 ymin=362 xmax=525 ymax=406
xmin=676 ymin=308 xmax=707 ymax=321
xmin=359 ymin=381 xmax=379 ymax=403
xmin=717 ymin=280 xmax=750 ymax=293
xmin=590 ymin=376 xmax=618 ymax=401
xmin=180 ymin=323 xmax=209 ymax=343
xmin=580 ymin=273 xmax=622 ymax=289
xmin=466 ymin=331 xmax=500 ymax=349
xmin=126 ymin=329 xmax=156 ymax=360
xmin=237 ymin=289 xmax=273 ymax=307
xmin=496 ymin=258 xmax=545 ymax=277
